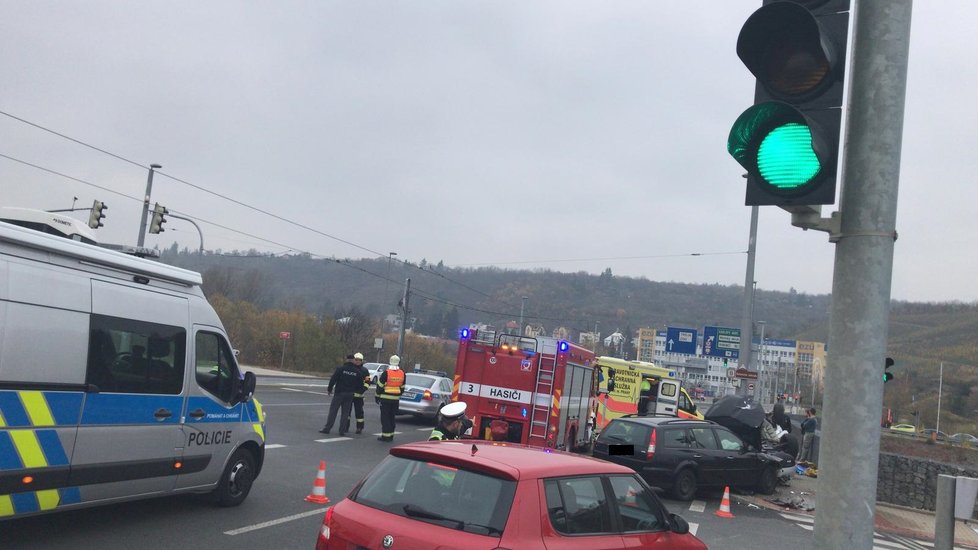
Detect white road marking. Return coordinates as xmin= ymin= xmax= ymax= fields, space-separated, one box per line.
xmin=779 ymin=512 xmax=813 ymax=523
xmin=224 ymin=507 xmax=328 ymax=536
xmin=281 ymin=387 xmax=330 ymax=396
xmin=372 ymin=432 xmax=403 ymax=436
xmin=688 ymin=522 xmax=698 ymax=536
xmin=316 ymin=437 xmax=353 ymax=443
xmin=417 ymin=427 xmax=435 ymax=431
xmin=264 ymin=444 xmax=286 ymax=449
xmin=688 ymin=500 xmax=706 ymax=513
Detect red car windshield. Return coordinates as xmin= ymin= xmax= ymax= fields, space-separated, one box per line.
xmin=351 ymin=455 xmax=517 ymax=537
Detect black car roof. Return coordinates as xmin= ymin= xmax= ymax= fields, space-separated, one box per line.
xmin=613 ymin=415 xmax=715 ymax=427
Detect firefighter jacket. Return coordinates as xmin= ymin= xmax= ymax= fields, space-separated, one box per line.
xmin=377 ymin=368 xmax=404 ymax=400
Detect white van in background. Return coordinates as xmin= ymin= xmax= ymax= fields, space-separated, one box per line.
xmin=0 ymin=215 xmax=265 ymax=519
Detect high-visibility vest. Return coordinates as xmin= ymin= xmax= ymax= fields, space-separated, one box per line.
xmin=382 ymin=369 xmax=404 ymax=396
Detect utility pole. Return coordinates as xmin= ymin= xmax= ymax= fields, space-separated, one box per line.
xmin=756 ymin=321 xmax=766 ymax=403
xmin=816 ymin=2 xmax=912 ymax=549
xmin=518 ymin=296 xmax=528 ymax=336
xmin=137 ymin=164 xmax=161 ymax=247
xmin=738 ymin=205 xmax=759 ymax=397
xmin=396 ymin=278 xmax=411 ymax=358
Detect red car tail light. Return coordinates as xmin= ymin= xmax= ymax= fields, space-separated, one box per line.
xmin=423 ymin=389 xmax=433 ymax=401
xmin=646 ymin=428 xmax=657 ymax=460
xmin=315 ymin=507 xmax=333 ymax=549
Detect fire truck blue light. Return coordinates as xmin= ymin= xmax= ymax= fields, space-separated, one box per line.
xmin=460 ymin=328 xmax=470 ymax=340
xmin=558 ymin=341 xmax=569 ymax=352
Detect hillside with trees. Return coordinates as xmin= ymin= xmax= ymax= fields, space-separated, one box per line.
xmin=160 ymin=245 xmax=977 ymax=435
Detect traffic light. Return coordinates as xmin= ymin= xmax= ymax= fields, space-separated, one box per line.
xmin=883 ymin=357 xmax=894 ymax=383
xmin=728 ymin=0 xmax=850 ymax=207
xmin=88 ymin=200 xmax=107 ymax=229
xmin=149 ymin=203 xmax=168 ymax=234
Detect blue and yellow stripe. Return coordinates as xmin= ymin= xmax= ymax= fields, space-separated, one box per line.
xmin=0 ymin=389 xmax=81 ymax=517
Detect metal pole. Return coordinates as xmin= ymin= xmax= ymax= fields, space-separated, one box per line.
xmin=518 ymin=296 xmax=527 ymax=336
xmin=934 ymin=475 xmax=956 ymax=550
xmin=757 ymin=321 xmax=765 ymax=402
xmin=936 ymin=362 xmax=943 ymax=434
xmin=738 ymin=205 xmax=759 ymax=396
xmin=167 ymin=212 xmax=204 ymax=253
xmin=279 ymin=338 xmax=287 ymax=370
xmin=396 ymin=278 xmax=411 ymax=357
xmin=137 ymin=164 xmax=161 ymax=247
xmin=815 ymin=2 xmax=912 ymax=548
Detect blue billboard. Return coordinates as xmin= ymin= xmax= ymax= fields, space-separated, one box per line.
xmin=703 ymin=326 xmax=740 ymax=359
xmin=665 ymin=326 xmax=697 ymax=355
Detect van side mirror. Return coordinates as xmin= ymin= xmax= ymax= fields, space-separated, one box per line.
xmin=236 ymin=371 xmax=257 ymax=404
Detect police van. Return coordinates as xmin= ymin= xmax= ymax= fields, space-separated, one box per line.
xmin=0 ymin=213 xmax=265 ymax=519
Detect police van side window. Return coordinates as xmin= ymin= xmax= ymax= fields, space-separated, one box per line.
xmin=86 ymin=314 xmax=186 ymax=395
xmin=195 ymin=331 xmax=238 ymax=403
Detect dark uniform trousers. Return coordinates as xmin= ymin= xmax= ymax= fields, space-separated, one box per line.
xmin=352 ymin=391 xmax=366 ymax=433
xmin=324 ymin=392 xmax=354 ymax=434
xmin=378 ymin=396 xmax=399 ymax=440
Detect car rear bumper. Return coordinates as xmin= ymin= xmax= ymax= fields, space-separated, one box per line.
xmin=398 ymin=398 xmax=441 ymax=417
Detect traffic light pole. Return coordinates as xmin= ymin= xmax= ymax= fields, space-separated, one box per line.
xmin=815 ymin=2 xmax=912 ymax=549
xmin=137 ymin=164 xmax=161 ymax=247
xmin=737 ymin=204 xmax=759 ymax=396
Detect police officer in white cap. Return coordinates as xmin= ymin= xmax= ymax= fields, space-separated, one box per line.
xmin=429 ymin=401 xmax=471 ymax=441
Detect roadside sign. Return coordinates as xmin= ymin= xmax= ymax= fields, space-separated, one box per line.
xmin=726 ymin=368 xmax=737 ymax=379
xmin=665 ymin=327 xmax=698 ymax=355
xmin=702 ymin=326 xmax=741 ymax=358
xmin=748 ymin=383 xmax=755 ymax=391
xmin=279 ymin=331 xmax=291 ymax=340
xmin=734 ymin=367 xmax=759 ymax=379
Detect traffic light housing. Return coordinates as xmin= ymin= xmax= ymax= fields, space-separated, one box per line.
xmin=88 ymin=200 xmax=107 ymax=229
xmin=149 ymin=203 xmax=168 ymax=234
xmin=728 ymin=0 xmax=850 ymax=207
xmin=883 ymin=357 xmax=894 ymax=383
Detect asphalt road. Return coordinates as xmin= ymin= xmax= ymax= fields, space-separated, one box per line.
xmin=1 ymin=376 xmax=838 ymax=549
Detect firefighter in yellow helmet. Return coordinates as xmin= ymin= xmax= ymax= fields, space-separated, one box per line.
xmin=376 ymin=355 xmax=405 ymax=442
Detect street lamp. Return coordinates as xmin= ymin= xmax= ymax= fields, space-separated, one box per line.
xmin=756 ymin=320 xmax=766 ymax=402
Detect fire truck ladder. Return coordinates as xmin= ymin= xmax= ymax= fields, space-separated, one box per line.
xmin=528 ymin=353 xmax=559 ymax=442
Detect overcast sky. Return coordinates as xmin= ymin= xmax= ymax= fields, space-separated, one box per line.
xmin=1 ymin=2 xmax=972 ymax=303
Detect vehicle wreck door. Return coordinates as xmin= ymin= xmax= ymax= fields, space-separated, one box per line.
xmin=654 ymin=380 xmax=680 ymax=416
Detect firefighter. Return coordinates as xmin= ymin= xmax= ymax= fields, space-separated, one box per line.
xmin=376 ymin=354 xmax=405 ymax=442
xmin=429 ymin=402 xmax=470 ymax=441
xmin=350 ymin=352 xmax=370 ymax=434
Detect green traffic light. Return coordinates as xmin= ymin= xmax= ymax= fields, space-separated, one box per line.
xmin=756 ymin=122 xmax=820 ymax=189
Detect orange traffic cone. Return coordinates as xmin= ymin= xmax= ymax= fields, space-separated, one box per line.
xmin=304 ymin=460 xmax=330 ymax=504
xmin=715 ymin=486 xmax=734 ymax=518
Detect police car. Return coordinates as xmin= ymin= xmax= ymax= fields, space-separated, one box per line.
xmin=0 ymin=213 xmax=265 ymax=519
xmin=397 ymin=370 xmax=452 ymax=421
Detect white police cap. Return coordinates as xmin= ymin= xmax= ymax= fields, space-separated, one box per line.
xmin=440 ymin=401 xmax=467 ymax=419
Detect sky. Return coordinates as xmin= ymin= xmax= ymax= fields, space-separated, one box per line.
xmin=1 ymin=1 xmax=974 ymax=304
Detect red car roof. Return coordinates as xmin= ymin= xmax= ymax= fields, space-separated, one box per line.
xmin=390 ymin=441 xmax=633 ymax=481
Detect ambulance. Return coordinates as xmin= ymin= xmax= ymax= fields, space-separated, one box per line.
xmin=593 ymin=356 xmax=703 ymax=435
xmin=0 ymin=213 xmax=265 ymax=519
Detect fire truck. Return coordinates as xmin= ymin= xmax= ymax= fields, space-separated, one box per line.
xmin=450 ymin=328 xmax=597 ymax=451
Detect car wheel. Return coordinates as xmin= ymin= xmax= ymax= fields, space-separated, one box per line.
xmin=213 ymin=448 xmax=256 ymax=507
xmin=757 ymin=465 xmax=778 ymax=495
xmin=671 ymin=468 xmax=697 ymax=501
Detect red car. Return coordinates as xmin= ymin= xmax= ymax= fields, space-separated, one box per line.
xmin=315 ymin=441 xmax=707 ymax=549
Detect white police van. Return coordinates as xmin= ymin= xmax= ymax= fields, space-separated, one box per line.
xmin=0 ymin=212 xmax=265 ymax=519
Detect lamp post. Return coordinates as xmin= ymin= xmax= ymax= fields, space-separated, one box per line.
xmin=756 ymin=321 xmax=766 ymax=402
xmin=384 ymin=252 xmax=397 ymax=314
xmin=518 ymin=296 xmax=528 ymax=336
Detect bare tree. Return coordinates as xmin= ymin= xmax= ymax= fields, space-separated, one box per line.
xmin=334 ymin=306 xmax=379 ymax=353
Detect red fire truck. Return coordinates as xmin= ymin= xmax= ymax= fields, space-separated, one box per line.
xmin=450 ymin=328 xmax=597 ymax=451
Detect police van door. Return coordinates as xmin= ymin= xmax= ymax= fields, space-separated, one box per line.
xmin=175 ymin=327 xmax=243 ymax=491
xmin=73 ymin=281 xmax=189 ymax=503
xmin=654 ymin=379 xmax=681 ymax=416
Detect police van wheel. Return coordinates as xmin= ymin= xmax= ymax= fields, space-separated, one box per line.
xmin=215 ymin=448 xmax=255 ymax=507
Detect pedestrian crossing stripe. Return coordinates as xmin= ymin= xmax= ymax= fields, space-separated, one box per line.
xmin=778 ymin=513 xmax=968 ymax=550
xmin=264 ymin=444 xmax=286 ymax=449
xmin=687 ymin=500 xmax=706 ymax=513
xmin=688 ymin=522 xmax=698 ymax=536
xmin=316 ymin=437 xmax=353 ymax=443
